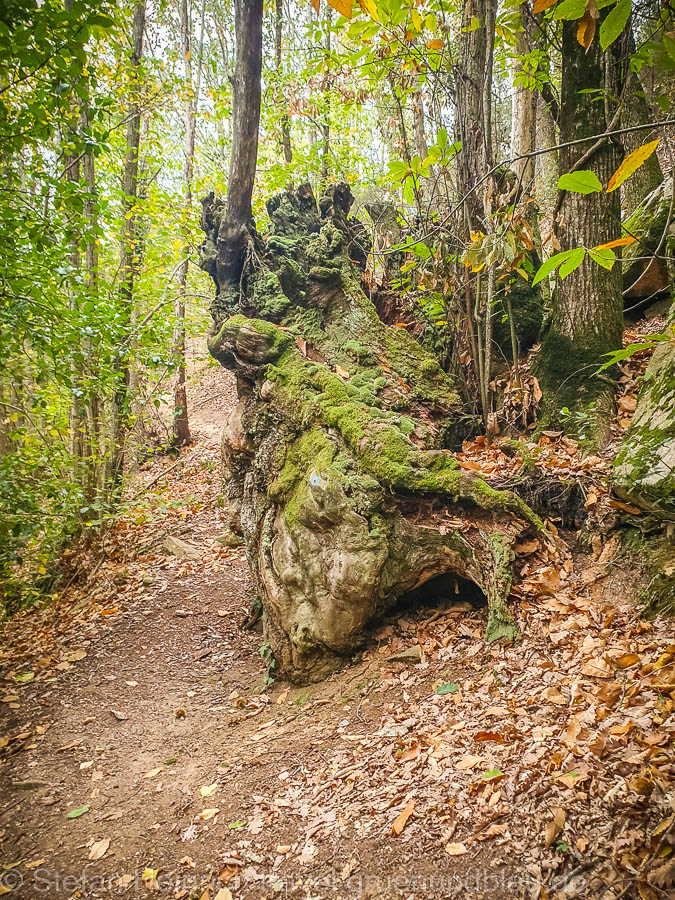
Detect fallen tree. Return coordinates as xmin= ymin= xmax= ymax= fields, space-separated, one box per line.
xmin=200 ymin=182 xmax=553 ymax=681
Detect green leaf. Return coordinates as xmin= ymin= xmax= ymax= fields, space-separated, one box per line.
xmin=558 ymin=247 xmax=586 ymax=279
xmin=14 ymin=671 xmax=35 ymax=683
xmin=66 ymin=804 xmax=90 ymax=819
xmin=588 ymin=247 xmax=616 ymax=270
xmin=482 ymin=768 xmax=503 ymax=780
xmin=599 ymin=0 xmax=631 ymax=51
xmin=228 ymin=820 xmax=245 ymax=829
xmin=531 ymin=249 xmax=577 ymax=286
xmin=553 ymin=0 xmax=587 ymax=21
xmin=594 ymin=336 xmax=670 ymax=373
xmin=557 ymin=170 xmax=603 ymax=194
xmin=436 ymin=681 xmax=459 ymax=695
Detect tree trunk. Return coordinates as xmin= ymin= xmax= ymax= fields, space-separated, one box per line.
xmin=535 ymin=16 xmax=624 ymax=446
xmin=107 ymin=0 xmax=146 ymax=499
xmin=200 ymin=183 xmax=548 ymax=682
xmin=275 ymin=0 xmax=293 ymax=166
xmin=208 ymin=0 xmax=263 ymax=316
xmin=78 ymin=85 xmax=101 ymax=506
xmin=454 ymin=0 xmax=497 ymax=228
xmin=510 ymin=22 xmax=536 ymax=194
xmin=172 ymin=0 xmax=205 ymax=448
xmin=454 ymin=0 xmax=497 ymax=424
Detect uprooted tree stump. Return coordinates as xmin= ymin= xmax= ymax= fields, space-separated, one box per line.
xmin=200 ymin=182 xmax=548 ymax=682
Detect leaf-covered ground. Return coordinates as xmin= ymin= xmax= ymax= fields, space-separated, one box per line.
xmin=1 ymin=358 xmax=674 ymax=900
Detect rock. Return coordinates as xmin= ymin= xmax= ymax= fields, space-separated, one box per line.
xmin=614 ymin=303 xmax=675 ymax=518
xmin=386 ymin=645 xmax=423 ymax=664
xmin=162 ymin=536 xmax=201 ymax=561
xmin=622 ymin=176 xmax=673 ymax=302
xmin=216 ymin=530 xmax=244 ymax=548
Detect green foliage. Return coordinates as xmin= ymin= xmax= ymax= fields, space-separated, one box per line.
xmin=557 ymin=171 xmax=603 ymax=194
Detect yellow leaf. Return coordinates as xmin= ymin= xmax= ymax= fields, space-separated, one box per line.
xmin=142 ymin=867 xmax=159 ymax=890
xmin=533 ymin=0 xmax=558 ymax=12
xmin=576 ymin=10 xmax=596 ymax=50
xmin=355 ymin=0 xmax=378 ymax=20
xmin=391 ymin=798 xmax=414 ymax=835
xmin=327 ymin=0 xmax=352 ymax=18
xmin=607 ymin=139 xmax=661 ymax=193
xmin=198 ymin=808 xmax=219 ymax=820
xmin=426 ymin=39 xmax=444 ymax=50
xmin=200 ymin=782 xmax=218 ymax=798
xmin=594 ymin=236 xmax=636 ymax=250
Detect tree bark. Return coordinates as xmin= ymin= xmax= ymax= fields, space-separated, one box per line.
xmin=535 ymin=16 xmax=624 ymax=445
xmin=510 ymin=21 xmax=536 ymax=194
xmin=275 ymin=0 xmax=293 ymax=166
xmin=210 ymin=0 xmax=263 ymax=304
xmin=107 ymin=0 xmax=146 ymax=499
xmin=172 ymin=0 xmax=205 ymax=448
xmin=201 ymin=183 xmax=547 ymax=681
xmin=454 ymin=0 xmax=497 ymax=228
xmin=454 ymin=0 xmax=497 ymax=424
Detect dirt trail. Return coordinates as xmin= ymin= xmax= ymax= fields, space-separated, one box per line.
xmin=1 ymin=367 xmax=673 ymax=900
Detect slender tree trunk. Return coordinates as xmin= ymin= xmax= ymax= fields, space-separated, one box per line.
xmin=320 ymin=7 xmax=332 ymax=182
xmin=78 ymin=87 xmax=101 ymax=505
xmin=208 ymin=0 xmax=263 ymax=312
xmin=107 ymin=0 xmax=146 ymax=499
xmin=510 ymin=21 xmax=536 ymax=194
xmin=535 ymin=15 xmax=624 ymax=445
xmin=172 ymin=0 xmax=205 ymax=448
xmin=454 ymin=0 xmax=497 ymax=228
xmin=454 ymin=0 xmax=497 ymax=425
xmin=275 ymin=0 xmax=293 ymax=166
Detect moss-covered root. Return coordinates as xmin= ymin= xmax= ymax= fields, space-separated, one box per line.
xmin=482 ymin=531 xmax=521 ymax=644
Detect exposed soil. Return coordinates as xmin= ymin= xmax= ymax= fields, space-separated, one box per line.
xmin=1 ymin=364 xmax=673 ymax=900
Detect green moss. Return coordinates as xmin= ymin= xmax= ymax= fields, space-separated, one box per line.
xmin=251 ymin=270 xmax=291 ymax=320
xmin=534 ymin=329 xmax=617 ymax=443
xmin=482 ymin=532 xmax=521 ymax=644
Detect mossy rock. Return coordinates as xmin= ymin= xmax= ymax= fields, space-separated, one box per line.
xmin=622 ymin=176 xmax=672 ymax=303
xmin=613 ymin=303 xmax=675 ymax=518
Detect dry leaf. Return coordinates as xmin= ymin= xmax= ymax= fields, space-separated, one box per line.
xmin=144 ymin=767 xmax=162 ymax=778
xmin=545 ymin=807 xmax=566 ymax=847
xmin=445 ymin=842 xmax=468 ymax=855
xmin=581 ymin=658 xmax=612 ymax=678
xmin=214 ymin=890 xmax=234 ymax=900
xmin=391 ymin=798 xmax=414 ymax=835
xmin=89 ymin=839 xmax=110 ymax=861
xmin=456 ymin=754 xmax=482 ymax=770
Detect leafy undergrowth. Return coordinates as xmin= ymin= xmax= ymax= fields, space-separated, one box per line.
xmin=0 ymin=350 xmax=673 ymax=900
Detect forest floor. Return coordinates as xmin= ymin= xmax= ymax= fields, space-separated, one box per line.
xmin=1 ymin=341 xmax=674 ymax=900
